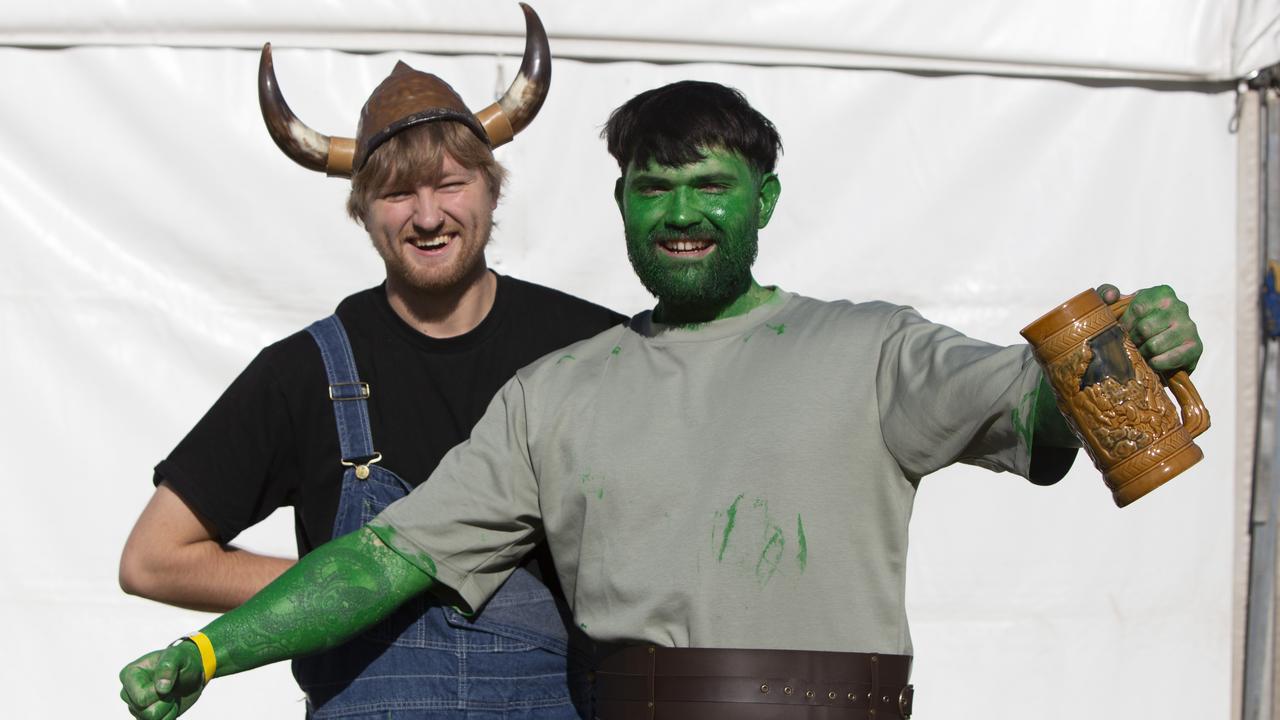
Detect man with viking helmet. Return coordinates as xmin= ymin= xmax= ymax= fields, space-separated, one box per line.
xmin=118 ymin=5 xmax=622 ymax=718
xmin=123 ymin=81 xmax=1207 ymax=720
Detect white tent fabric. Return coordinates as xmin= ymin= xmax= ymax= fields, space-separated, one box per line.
xmin=1236 ymin=0 xmax=1280 ymax=75
xmin=4 ymin=0 xmax=1278 ymax=79
xmin=1 ymin=3 xmax=1272 ymax=718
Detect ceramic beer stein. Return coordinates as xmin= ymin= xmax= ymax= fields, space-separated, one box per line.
xmin=1020 ymin=289 xmax=1209 ymax=507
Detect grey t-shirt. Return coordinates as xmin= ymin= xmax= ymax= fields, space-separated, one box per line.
xmin=375 ymin=290 xmax=1051 ymax=654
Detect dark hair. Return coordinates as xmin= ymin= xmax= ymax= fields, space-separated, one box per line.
xmin=347 ymin=121 xmax=507 ymax=224
xmin=603 ymin=80 xmax=782 ymax=174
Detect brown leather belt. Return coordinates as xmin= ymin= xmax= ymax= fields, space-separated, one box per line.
xmin=593 ymin=646 xmax=914 ymax=719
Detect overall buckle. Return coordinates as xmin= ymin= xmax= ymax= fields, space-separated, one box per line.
xmin=328 ymin=381 xmax=370 ymax=401
xmin=341 ymin=452 xmax=382 ymax=480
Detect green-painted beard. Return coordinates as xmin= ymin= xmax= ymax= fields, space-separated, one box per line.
xmin=627 ymin=227 xmax=758 ymax=311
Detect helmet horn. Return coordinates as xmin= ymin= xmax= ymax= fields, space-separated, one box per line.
xmin=258 ymin=4 xmax=549 ymax=176
xmin=474 ymin=3 xmax=552 ymax=148
xmin=258 ymin=43 xmax=356 ymax=177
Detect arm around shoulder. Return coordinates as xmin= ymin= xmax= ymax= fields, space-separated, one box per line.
xmin=119 ymin=481 xmax=295 ymax=612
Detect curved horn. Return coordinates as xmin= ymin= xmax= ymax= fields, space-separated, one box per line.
xmin=258 ymin=43 xmax=355 ymax=177
xmin=474 ymin=3 xmax=551 ymax=148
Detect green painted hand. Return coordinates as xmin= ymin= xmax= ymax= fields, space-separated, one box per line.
xmin=118 ymin=642 xmax=203 ymax=719
xmin=117 ymin=525 xmax=435 ymax=717
xmin=1098 ymin=283 xmax=1202 ymax=373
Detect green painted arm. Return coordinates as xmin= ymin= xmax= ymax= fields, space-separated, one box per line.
xmin=118 ymin=523 xmax=433 ymax=718
xmin=1029 ymin=375 xmax=1080 ymax=449
xmin=1028 ymin=283 xmax=1204 ymax=452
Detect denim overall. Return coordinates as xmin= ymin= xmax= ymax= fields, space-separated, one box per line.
xmin=293 ymin=315 xmax=590 ymax=719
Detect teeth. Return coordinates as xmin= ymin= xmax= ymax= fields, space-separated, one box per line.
xmin=663 ymin=239 xmax=711 ymax=252
xmin=412 ymin=235 xmax=451 ymax=249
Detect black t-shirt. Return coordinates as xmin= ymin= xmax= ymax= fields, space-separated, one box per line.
xmin=156 ymin=274 xmax=625 ymax=555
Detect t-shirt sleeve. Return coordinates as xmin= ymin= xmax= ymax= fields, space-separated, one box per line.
xmin=875 ymin=307 xmax=1051 ymax=481
xmin=371 ymin=375 xmax=542 ymax=614
xmin=154 ymin=347 xmax=301 ymax=544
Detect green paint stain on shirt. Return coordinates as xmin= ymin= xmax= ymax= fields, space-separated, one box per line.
xmin=717 ymin=494 xmax=745 ymax=562
xmin=796 ymin=514 xmax=807 ymax=571
xmin=755 ymin=526 xmax=785 ymax=584
xmin=416 ymin=554 xmax=436 ymax=577
xmin=579 ymin=471 xmax=606 ymax=500
xmin=556 ymin=354 xmax=576 ymax=364
xmin=610 ymin=345 xmax=621 ymax=355
xmin=1011 ymin=387 xmax=1037 ymax=449
xmin=765 ymin=322 xmax=786 ymax=335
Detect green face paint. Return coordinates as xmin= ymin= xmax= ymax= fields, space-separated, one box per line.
xmin=617 ymin=148 xmax=780 ymax=324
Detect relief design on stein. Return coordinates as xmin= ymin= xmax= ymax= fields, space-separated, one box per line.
xmin=1048 ymin=326 xmax=1179 ymax=467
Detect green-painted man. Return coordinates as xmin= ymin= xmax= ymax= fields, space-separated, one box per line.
xmin=120 ymin=81 xmax=1202 ymax=719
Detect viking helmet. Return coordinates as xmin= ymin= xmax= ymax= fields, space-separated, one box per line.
xmin=258 ymin=2 xmax=550 ymax=178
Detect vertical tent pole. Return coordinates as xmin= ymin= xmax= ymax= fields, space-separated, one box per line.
xmin=1245 ymin=72 xmax=1280 ymax=720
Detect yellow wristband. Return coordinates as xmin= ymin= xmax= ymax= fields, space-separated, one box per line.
xmin=184 ymin=631 xmax=217 ymax=683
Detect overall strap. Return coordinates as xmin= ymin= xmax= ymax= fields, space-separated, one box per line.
xmin=306 ymin=315 xmax=378 ymax=467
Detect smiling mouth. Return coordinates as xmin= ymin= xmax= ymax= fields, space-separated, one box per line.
xmin=657 ymin=238 xmax=715 ymax=257
xmin=409 ymin=233 xmax=455 ymax=252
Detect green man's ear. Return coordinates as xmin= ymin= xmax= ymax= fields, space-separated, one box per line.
xmin=614 ymin=177 xmax=625 ymax=218
xmin=757 ymin=173 xmax=781 ymax=229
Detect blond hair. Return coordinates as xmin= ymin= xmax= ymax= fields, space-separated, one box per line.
xmin=347 ymin=121 xmax=507 ymax=223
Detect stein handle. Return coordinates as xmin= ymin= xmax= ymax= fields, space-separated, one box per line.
xmin=1107 ymin=293 xmax=1211 ymax=438
xmin=1167 ymin=371 xmax=1211 ymax=438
